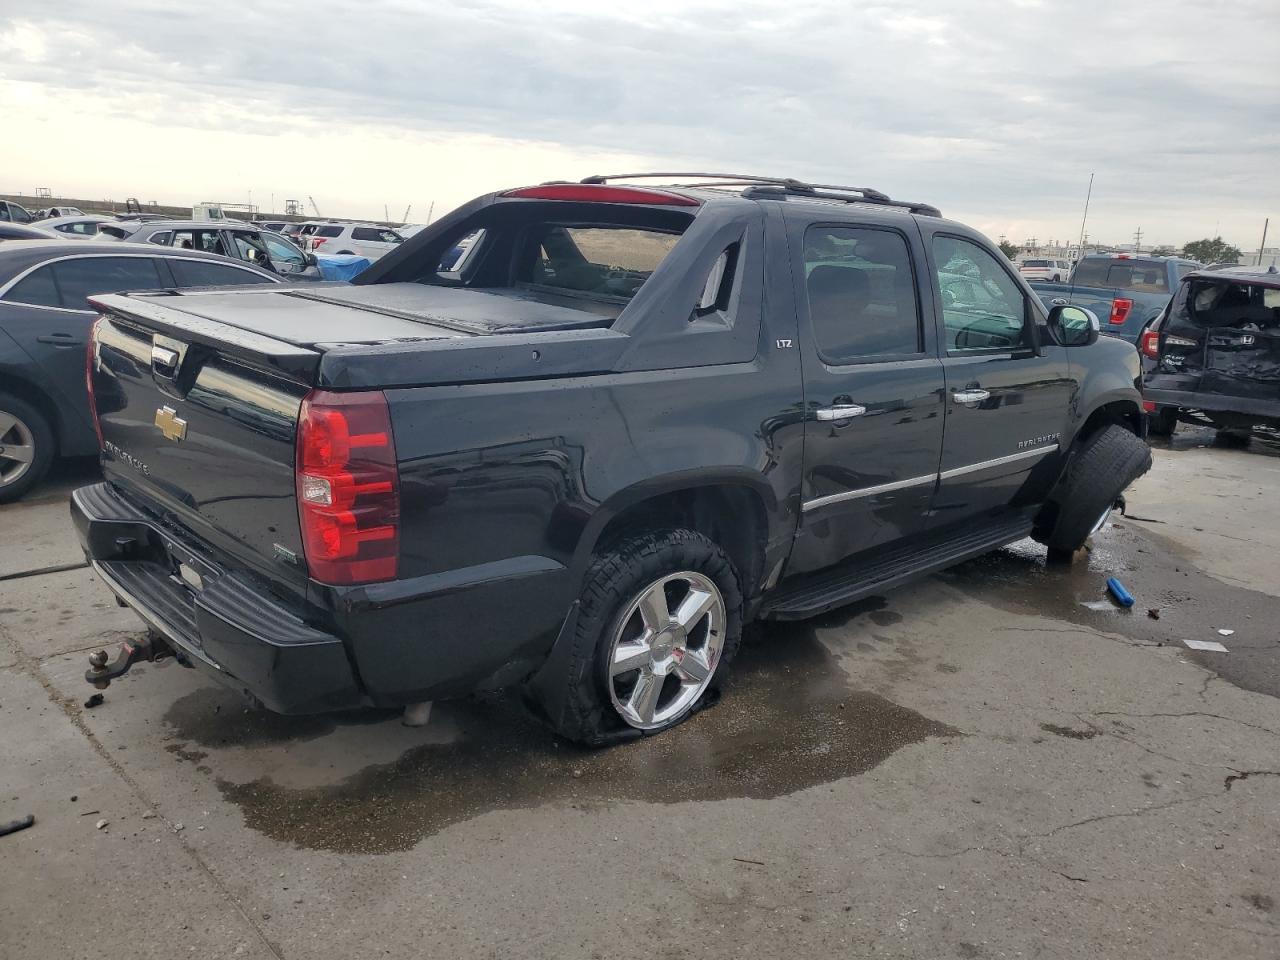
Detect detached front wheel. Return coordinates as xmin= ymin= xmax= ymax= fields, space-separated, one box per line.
xmin=1035 ymin=424 xmax=1152 ymax=558
xmin=550 ymin=529 xmax=743 ymax=745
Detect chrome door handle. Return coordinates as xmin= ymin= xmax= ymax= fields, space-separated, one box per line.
xmin=952 ymin=389 xmax=990 ymax=404
xmin=815 ymin=404 xmax=867 ymax=421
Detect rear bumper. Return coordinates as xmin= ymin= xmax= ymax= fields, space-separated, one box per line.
xmin=71 ymin=482 xmax=363 ymax=713
xmin=1144 ymin=387 xmax=1280 ymax=421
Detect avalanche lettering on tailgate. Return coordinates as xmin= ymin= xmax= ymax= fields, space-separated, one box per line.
xmin=103 ymin=441 xmax=151 ymax=476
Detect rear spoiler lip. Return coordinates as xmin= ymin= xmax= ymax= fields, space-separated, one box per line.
xmin=88 ymin=291 xmax=321 ymax=384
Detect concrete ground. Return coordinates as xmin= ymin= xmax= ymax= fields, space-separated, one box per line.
xmin=2 ymin=430 xmax=1278 ymax=959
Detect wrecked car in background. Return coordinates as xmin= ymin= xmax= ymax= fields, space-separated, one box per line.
xmin=1142 ymin=264 xmax=1280 ymax=439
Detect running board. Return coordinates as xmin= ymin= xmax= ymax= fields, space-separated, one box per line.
xmin=759 ymin=516 xmax=1033 ymax=620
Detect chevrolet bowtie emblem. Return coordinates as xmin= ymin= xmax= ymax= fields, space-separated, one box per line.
xmin=154 ymin=406 xmax=187 ymax=442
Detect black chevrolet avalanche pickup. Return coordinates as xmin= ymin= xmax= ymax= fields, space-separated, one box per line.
xmin=72 ymin=175 xmax=1152 ymax=744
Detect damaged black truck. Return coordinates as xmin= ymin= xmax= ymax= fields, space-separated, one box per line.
xmin=73 ymin=175 xmax=1152 ymax=745
xmin=1141 ymin=264 xmax=1280 ymax=439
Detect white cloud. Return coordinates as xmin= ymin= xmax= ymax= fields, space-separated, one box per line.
xmin=0 ymin=0 xmax=1276 ymax=247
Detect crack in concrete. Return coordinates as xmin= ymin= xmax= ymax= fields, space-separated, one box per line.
xmin=1224 ymin=770 xmax=1280 ymax=791
xmin=1 ymin=621 xmax=285 ymax=960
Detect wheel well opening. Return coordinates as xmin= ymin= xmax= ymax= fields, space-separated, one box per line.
xmin=1077 ymin=401 xmax=1142 ymax=446
xmin=0 ymin=377 xmax=61 ymax=448
xmin=596 ymin=485 xmax=769 ymax=595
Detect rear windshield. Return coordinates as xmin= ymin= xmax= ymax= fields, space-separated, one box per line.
xmin=1022 ymin=259 xmax=1050 ymax=268
xmin=316 ymin=226 xmax=343 ymax=238
xmin=1071 ymin=258 xmax=1168 ymax=293
xmin=1177 ymin=279 xmax=1280 ymax=327
xmin=526 ymin=225 xmax=680 ymax=301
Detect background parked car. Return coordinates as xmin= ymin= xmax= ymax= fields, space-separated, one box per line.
xmin=306 ymin=222 xmax=404 ymax=260
xmin=1031 ymin=253 xmax=1202 ymax=343
xmin=0 ymin=223 xmax=61 ymax=241
xmin=108 ymin=219 xmax=322 ymax=280
xmin=0 ymin=200 xmax=36 ymax=224
xmin=36 ymin=206 xmax=85 ymax=219
xmin=40 ymin=215 xmax=115 ymax=239
xmin=1018 ymin=257 xmax=1071 ymax=282
xmin=0 ymin=240 xmax=281 ymax=501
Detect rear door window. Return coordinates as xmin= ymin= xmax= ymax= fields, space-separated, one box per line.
xmin=352 ymin=227 xmax=400 ymax=243
xmin=803 ymin=226 xmax=922 ymax=361
xmin=168 ymin=259 xmax=272 ymax=287
xmin=51 ymin=257 xmax=165 ymax=309
xmin=4 ymin=265 xmax=62 ymax=307
xmin=316 ymin=226 xmax=343 ymax=238
xmin=146 ymin=231 xmax=173 ymax=246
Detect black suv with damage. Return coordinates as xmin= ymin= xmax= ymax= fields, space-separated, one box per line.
xmin=72 ymin=175 xmax=1152 ymax=744
xmin=1141 ymin=264 xmax=1280 ymax=439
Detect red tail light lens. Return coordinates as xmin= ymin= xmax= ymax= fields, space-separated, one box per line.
xmin=501 ymin=184 xmax=700 ymax=206
xmin=311 ymin=238 xmax=327 ymax=249
xmin=296 ymin=390 xmax=399 ymax=585
xmin=85 ymin=317 xmax=104 ymax=450
xmin=1109 ymin=298 xmax=1134 ymax=325
xmin=1139 ymin=329 xmax=1160 ymax=360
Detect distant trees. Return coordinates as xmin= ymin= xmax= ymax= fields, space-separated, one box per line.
xmin=997 ymin=240 xmax=1020 ymax=261
xmin=1182 ymin=237 xmax=1243 ymax=264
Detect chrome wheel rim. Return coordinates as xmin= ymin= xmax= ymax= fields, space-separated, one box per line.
xmin=0 ymin=410 xmax=35 ymax=488
xmin=607 ymin=571 xmax=726 ymax=730
xmin=1089 ymin=503 xmax=1113 ymax=536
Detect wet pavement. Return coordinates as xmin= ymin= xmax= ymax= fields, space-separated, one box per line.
xmin=2 ymin=429 xmax=1279 ymax=959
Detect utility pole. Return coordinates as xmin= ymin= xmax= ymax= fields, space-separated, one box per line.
xmin=1133 ymin=226 xmax=1143 ymax=253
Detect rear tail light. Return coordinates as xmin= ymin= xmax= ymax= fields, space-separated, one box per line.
xmin=1139 ymin=329 xmax=1160 ymax=359
xmin=311 ymin=238 xmax=327 ymax=249
xmin=296 ymin=390 xmax=399 ymax=585
xmin=501 ymin=184 xmax=700 ymax=206
xmin=1109 ymin=298 xmax=1134 ymax=325
xmin=1142 ymin=400 xmax=1156 ymax=413
xmin=85 ymin=317 xmax=104 ymax=450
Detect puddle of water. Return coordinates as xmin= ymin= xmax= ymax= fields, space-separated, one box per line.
xmin=939 ymin=523 xmax=1280 ymax=699
xmin=163 ymin=608 xmax=956 ymax=854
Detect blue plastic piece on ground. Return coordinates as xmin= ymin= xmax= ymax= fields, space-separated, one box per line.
xmin=1106 ymin=577 xmax=1135 ymax=608
xmin=315 ymin=254 xmax=371 ymax=281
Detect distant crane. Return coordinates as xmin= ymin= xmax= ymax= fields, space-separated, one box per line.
xmin=308 ymin=195 xmax=322 ymax=218
xmin=400 ymin=203 xmax=412 ymax=225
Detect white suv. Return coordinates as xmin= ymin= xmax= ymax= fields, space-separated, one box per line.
xmin=1019 ymin=258 xmax=1071 ymax=282
xmin=307 ymin=223 xmax=404 ymax=260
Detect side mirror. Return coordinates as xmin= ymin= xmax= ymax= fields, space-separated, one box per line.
xmin=1046 ymin=304 xmax=1100 ymax=347
xmin=304 ymin=252 xmax=318 ymax=267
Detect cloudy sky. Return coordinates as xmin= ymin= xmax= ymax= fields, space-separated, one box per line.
xmin=2 ymin=0 xmax=1277 ymax=248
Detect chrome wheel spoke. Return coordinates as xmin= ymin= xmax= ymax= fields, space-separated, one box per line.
xmin=674 ymin=648 xmax=711 ymax=684
xmin=1 ymin=443 xmax=33 ymax=465
xmin=626 ymin=670 xmax=664 ymax=725
xmin=611 ymin=638 xmax=651 ymax=676
xmin=638 ymin=585 xmax=671 ymax=632
xmin=606 ymin=570 xmax=727 ymax=731
xmin=0 ymin=412 xmax=17 ymax=436
xmin=674 ymin=587 xmax=716 ymax=631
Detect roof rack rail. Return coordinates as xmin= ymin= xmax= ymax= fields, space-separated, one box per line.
xmin=578 ymin=172 xmax=939 ymax=217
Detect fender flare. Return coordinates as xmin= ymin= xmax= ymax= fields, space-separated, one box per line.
xmin=567 ymin=467 xmax=783 ymax=588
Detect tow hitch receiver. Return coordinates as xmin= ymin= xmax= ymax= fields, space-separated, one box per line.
xmin=85 ymin=634 xmax=172 ymax=690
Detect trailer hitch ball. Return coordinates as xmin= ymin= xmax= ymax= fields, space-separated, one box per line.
xmin=84 ymin=637 xmax=156 ymax=690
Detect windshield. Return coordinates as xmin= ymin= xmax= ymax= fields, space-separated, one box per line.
xmin=1071 ymin=258 xmax=1168 ymax=293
